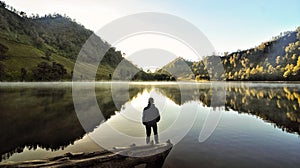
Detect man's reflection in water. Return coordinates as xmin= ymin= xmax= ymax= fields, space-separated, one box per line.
xmin=142 ymin=97 xmax=160 ymax=144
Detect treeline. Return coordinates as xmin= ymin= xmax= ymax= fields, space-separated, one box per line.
xmin=193 ymin=27 xmax=300 ymax=81
xmin=132 ymin=71 xmax=176 ymax=81
xmin=0 ymin=0 xmax=109 ymax=60
xmin=0 ymin=1 xmax=77 ymax=21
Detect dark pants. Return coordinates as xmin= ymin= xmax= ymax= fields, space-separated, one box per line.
xmin=145 ymin=124 xmax=159 ymax=144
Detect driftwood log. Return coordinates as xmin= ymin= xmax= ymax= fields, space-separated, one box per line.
xmin=0 ymin=140 xmax=173 ymax=168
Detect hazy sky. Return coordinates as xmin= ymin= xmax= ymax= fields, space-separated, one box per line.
xmin=4 ymin=0 xmax=300 ymax=69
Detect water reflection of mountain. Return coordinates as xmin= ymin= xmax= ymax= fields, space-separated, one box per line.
xmin=225 ymin=84 xmax=300 ymax=135
xmin=160 ymin=83 xmax=300 ymax=136
xmin=1 ymin=83 xmax=300 ymax=162
xmin=0 ymin=84 xmax=142 ymax=162
xmin=0 ymin=87 xmax=82 ymax=161
xmin=156 ymin=84 xmax=212 ymax=105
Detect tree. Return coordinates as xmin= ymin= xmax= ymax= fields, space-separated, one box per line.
xmin=0 ymin=62 xmax=5 ymax=80
xmin=195 ymin=75 xmax=201 ymax=81
xmin=0 ymin=43 xmax=7 ymax=81
xmin=291 ymin=56 xmax=300 ymax=79
xmin=45 ymin=50 xmax=52 ymax=61
xmin=34 ymin=36 xmax=44 ymax=48
xmin=0 ymin=1 xmax=6 ymax=8
xmin=20 ymin=68 xmax=27 ymax=81
xmin=0 ymin=43 xmax=8 ymax=60
xmin=276 ymin=56 xmax=281 ymax=65
xmin=32 ymin=62 xmax=67 ymax=81
xmin=20 ymin=11 xmax=26 ymax=17
xmin=295 ymin=26 xmax=300 ymax=40
xmin=192 ymin=60 xmax=209 ymax=80
xmin=51 ymin=62 xmax=67 ymax=80
xmin=283 ymin=64 xmax=294 ymax=78
xmin=32 ymin=62 xmax=52 ymax=81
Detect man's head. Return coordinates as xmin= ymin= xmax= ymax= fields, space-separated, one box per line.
xmin=148 ymin=97 xmax=154 ymax=104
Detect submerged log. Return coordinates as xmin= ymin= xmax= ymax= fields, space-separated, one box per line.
xmin=0 ymin=140 xmax=173 ymax=168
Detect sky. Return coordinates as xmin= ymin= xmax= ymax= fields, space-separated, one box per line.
xmin=4 ymin=0 xmax=300 ymax=70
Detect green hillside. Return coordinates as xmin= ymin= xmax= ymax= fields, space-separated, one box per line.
xmin=0 ymin=1 xmax=142 ymax=81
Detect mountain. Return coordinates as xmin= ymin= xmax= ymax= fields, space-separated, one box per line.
xmin=159 ymin=27 xmax=300 ymax=81
xmin=0 ymin=1 xmax=142 ymax=81
xmin=192 ymin=27 xmax=300 ymax=81
xmin=1 ymin=1 xmax=299 ymax=82
xmin=157 ymin=57 xmax=194 ymax=80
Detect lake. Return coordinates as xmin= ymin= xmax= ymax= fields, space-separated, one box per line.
xmin=1 ymin=82 xmax=300 ymax=167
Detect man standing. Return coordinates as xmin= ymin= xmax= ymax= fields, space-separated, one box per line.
xmin=142 ymin=97 xmax=160 ymax=144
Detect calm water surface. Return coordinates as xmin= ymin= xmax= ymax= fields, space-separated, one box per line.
xmin=1 ymin=82 xmax=300 ymax=167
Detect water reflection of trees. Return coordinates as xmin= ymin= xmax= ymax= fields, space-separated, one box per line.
xmin=160 ymin=83 xmax=300 ymax=136
xmin=0 ymin=85 xmax=143 ymax=162
xmin=0 ymin=87 xmax=86 ymax=161
xmin=225 ymin=84 xmax=300 ymax=135
xmin=2 ymin=83 xmax=300 ymax=162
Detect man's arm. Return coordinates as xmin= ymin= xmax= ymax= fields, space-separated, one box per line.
xmin=142 ymin=109 xmax=146 ymax=125
xmin=155 ymin=108 xmax=160 ymax=122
